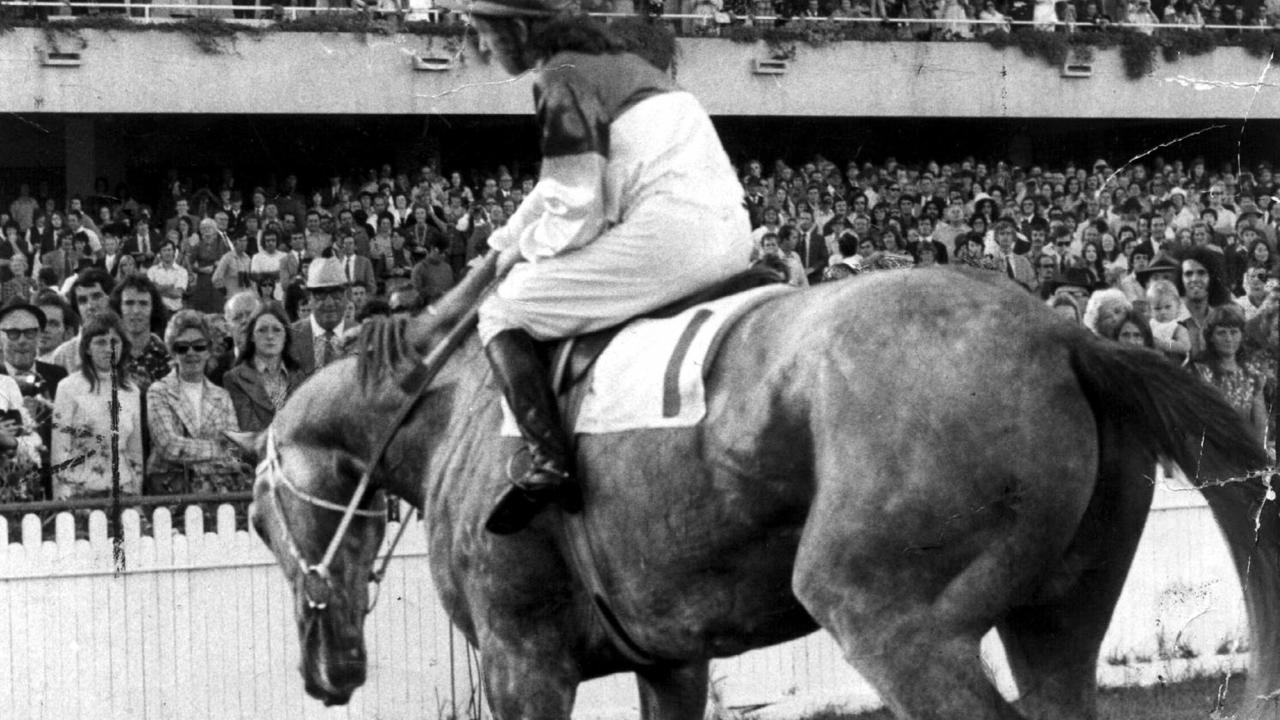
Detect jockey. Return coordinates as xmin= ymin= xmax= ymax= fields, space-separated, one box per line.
xmin=461 ymin=2 xmax=753 ymax=534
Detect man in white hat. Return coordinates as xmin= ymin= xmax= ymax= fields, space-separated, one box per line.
xmin=288 ymin=257 xmax=352 ymax=376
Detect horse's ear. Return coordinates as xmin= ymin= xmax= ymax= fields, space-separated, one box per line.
xmin=224 ymin=430 xmax=263 ymax=462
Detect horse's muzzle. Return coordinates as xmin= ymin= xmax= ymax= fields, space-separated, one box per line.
xmin=300 ymin=616 xmax=368 ymax=706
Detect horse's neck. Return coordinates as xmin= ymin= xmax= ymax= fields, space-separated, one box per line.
xmin=386 ymin=336 xmax=494 ymax=512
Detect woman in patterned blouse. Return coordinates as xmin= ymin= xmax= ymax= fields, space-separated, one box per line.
xmin=1191 ymin=305 xmax=1268 ymax=444
xmin=145 ymin=310 xmax=244 ymax=494
xmin=222 ymin=303 xmax=304 ymax=433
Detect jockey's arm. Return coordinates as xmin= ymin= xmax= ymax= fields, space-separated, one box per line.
xmin=487 ymin=153 xmax=607 ymax=262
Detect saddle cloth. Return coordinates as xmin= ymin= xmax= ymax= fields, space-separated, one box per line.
xmin=501 ymin=284 xmax=791 ymax=437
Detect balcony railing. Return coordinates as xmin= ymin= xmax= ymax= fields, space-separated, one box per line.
xmin=0 ymin=0 xmax=1271 ymax=32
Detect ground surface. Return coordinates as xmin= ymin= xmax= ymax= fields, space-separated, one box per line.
xmin=839 ymin=674 xmax=1248 ymax=720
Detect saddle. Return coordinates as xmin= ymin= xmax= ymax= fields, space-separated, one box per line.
xmin=543 ymin=265 xmax=785 ymax=399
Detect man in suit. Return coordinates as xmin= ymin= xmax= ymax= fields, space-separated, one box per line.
xmin=122 ymin=216 xmax=159 ymax=269
xmin=96 ymin=227 xmax=127 ymax=277
xmin=335 ymin=234 xmax=378 ymax=298
xmin=991 ymin=220 xmax=1036 ymax=292
xmin=279 ymin=230 xmax=306 ymax=287
xmin=246 ymin=188 xmax=269 ymax=229
xmin=793 ymin=209 xmax=829 ymax=284
xmin=288 ymin=257 xmax=353 ymax=376
xmin=0 ymin=300 xmax=68 ymax=499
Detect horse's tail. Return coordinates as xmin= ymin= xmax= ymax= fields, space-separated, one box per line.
xmin=1069 ymin=335 xmax=1277 ymax=714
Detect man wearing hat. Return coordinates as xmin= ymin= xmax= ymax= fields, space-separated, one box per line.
xmin=1134 ymin=251 xmax=1181 ymax=289
xmin=0 ymin=299 xmax=68 ymax=499
xmin=1042 ymin=267 xmax=1097 ymax=305
xmin=287 ymin=256 xmax=353 ymax=376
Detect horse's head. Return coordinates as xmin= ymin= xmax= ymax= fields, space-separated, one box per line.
xmin=238 ymin=314 xmax=473 ymax=705
xmin=236 ymin=416 xmax=388 ymax=707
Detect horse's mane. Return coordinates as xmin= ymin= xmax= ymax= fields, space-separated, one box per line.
xmin=355 ymin=315 xmax=421 ymax=393
xmin=355 ymin=251 xmax=497 ymax=393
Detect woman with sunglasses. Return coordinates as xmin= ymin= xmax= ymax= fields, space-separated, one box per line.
xmin=144 ymin=310 xmax=244 ymax=495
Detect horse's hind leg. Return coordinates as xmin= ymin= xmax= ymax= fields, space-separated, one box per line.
xmin=997 ymin=452 xmax=1154 ymax=720
xmin=792 ymin=445 xmax=1095 ymax=718
xmin=636 ymin=661 xmax=709 ymax=720
xmin=794 ymin=551 xmax=1026 ymax=720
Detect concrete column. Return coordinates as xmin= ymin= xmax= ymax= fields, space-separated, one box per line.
xmin=64 ymin=116 xmax=95 ymax=202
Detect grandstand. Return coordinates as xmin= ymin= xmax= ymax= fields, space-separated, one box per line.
xmin=0 ymin=12 xmax=1278 ymax=196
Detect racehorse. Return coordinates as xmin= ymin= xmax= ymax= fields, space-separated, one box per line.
xmin=244 ymin=266 xmax=1276 ymax=720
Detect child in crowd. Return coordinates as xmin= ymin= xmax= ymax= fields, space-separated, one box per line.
xmin=1147 ymin=279 xmax=1191 ymax=362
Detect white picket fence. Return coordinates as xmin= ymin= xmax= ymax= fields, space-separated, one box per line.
xmin=0 ymin=477 xmax=1250 ymax=720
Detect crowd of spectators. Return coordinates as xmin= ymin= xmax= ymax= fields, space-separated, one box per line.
xmin=688 ymin=0 xmax=1277 ymax=36
xmin=0 ymin=151 xmax=1275 ymax=516
xmin=741 ymin=152 xmax=1277 ymax=451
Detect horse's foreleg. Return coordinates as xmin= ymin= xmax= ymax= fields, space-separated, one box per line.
xmin=636 ymin=661 xmax=710 ymax=720
xmin=479 ymin=642 xmax=579 ymax=720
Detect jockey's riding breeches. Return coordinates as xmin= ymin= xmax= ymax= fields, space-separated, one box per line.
xmin=477 ymin=198 xmax=752 ymax=344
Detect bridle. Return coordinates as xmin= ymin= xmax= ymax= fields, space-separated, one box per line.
xmin=259 ymin=424 xmax=418 ymax=615
xmin=258 ymin=258 xmax=499 ymax=617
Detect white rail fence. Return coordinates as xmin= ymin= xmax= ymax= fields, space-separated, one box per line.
xmin=0 ymin=478 xmax=1248 ymax=720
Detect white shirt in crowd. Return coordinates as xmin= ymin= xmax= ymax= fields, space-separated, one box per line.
xmin=147 ymin=263 xmax=190 ymax=312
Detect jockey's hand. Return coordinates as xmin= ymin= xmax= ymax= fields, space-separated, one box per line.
xmin=496 ymin=244 xmax=525 ymax=278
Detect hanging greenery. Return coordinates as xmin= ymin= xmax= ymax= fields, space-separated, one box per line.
xmin=0 ymin=6 xmax=1276 ymax=73
xmin=721 ymin=21 xmax=1280 ymax=79
xmin=0 ymin=9 xmax=466 ymax=54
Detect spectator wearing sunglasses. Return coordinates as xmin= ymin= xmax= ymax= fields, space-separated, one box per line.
xmin=144 ymin=310 xmax=244 ymax=495
xmin=0 ymin=300 xmax=63 ymax=500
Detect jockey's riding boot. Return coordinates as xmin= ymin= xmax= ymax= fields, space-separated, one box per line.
xmin=484 ymin=329 xmax=582 ymax=535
